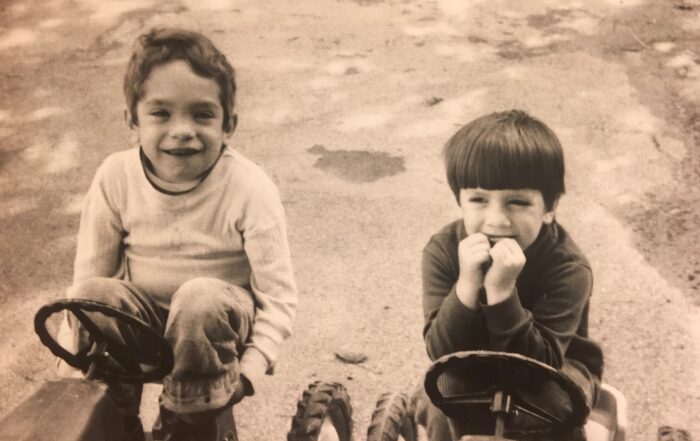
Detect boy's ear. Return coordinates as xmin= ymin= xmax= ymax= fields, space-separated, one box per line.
xmin=223 ymin=113 xmax=238 ymax=144
xmin=225 ymin=113 xmax=238 ymax=135
xmin=124 ymin=109 xmax=139 ymax=146
xmin=543 ymin=198 xmax=559 ymax=224
xmin=124 ymin=109 xmax=137 ymax=129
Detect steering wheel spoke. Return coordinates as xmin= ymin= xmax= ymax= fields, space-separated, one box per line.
xmin=443 ymin=395 xmax=493 ymax=406
xmin=511 ymin=400 xmax=564 ymax=425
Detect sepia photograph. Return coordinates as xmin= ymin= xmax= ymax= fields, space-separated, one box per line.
xmin=0 ymin=0 xmax=699 ymax=440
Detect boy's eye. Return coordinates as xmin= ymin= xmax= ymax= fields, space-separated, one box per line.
xmin=150 ymin=110 xmax=169 ymax=118
xmin=468 ymin=197 xmax=487 ymax=204
xmin=508 ymin=199 xmax=531 ymax=206
xmin=195 ymin=112 xmax=215 ymax=120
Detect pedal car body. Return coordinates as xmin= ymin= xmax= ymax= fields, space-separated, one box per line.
xmin=0 ymin=299 xmax=355 ymax=441
xmin=367 ymin=350 xmax=626 ymax=441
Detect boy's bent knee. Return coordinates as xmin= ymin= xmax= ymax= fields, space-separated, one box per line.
xmin=172 ymin=278 xmax=253 ymax=315
xmin=173 ymin=277 xmax=222 ymax=299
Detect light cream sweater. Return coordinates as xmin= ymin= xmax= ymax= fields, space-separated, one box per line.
xmin=72 ymin=146 xmax=297 ymax=386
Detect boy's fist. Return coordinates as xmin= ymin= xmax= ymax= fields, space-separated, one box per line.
xmin=231 ymin=373 xmax=254 ymax=404
xmin=483 ymin=238 xmax=525 ymax=303
xmin=455 ymin=233 xmax=492 ymax=309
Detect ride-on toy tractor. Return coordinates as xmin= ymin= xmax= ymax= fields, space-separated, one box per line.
xmin=367 ymin=350 xmax=627 ymax=441
xmin=0 ymin=299 xmax=353 ymax=441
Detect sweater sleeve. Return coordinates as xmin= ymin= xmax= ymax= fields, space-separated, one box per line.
xmin=481 ymin=262 xmax=592 ymax=368
xmin=237 ymin=180 xmax=297 ymax=389
xmin=73 ymin=158 xmax=125 ymax=283
xmin=422 ymin=237 xmax=489 ymax=360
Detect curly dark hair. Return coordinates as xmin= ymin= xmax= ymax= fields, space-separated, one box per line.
xmin=123 ymin=28 xmax=236 ymax=132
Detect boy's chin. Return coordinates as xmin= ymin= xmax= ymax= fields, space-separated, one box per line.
xmin=156 ymin=167 xmax=204 ymax=184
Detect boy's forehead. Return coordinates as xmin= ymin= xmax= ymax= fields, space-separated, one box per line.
xmin=140 ymin=61 xmax=222 ymax=104
xmin=142 ymin=97 xmax=221 ymax=108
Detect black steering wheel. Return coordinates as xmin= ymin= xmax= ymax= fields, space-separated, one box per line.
xmin=35 ymin=299 xmax=174 ymax=383
xmin=424 ymin=351 xmax=589 ymax=437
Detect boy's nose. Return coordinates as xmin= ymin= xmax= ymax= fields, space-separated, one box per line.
xmin=485 ymin=205 xmax=511 ymax=227
xmin=170 ymin=118 xmax=195 ymax=140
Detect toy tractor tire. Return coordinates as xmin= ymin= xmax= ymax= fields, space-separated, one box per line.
xmin=367 ymin=392 xmax=418 ymax=441
xmin=288 ymin=381 xmax=353 ymax=441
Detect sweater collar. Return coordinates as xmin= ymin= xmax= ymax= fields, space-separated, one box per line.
xmin=523 ymin=221 xmax=559 ymax=267
xmin=139 ymin=146 xmax=224 ymax=196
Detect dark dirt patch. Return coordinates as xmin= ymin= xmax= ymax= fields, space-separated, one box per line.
xmin=308 ymin=144 xmax=405 ymax=183
xmin=526 ymin=8 xmax=575 ymax=28
xmin=496 ymin=39 xmax=563 ymax=60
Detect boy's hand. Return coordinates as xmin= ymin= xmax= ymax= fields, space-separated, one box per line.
xmin=228 ymin=373 xmax=254 ymax=406
xmin=483 ymin=238 xmax=525 ymax=304
xmin=456 ymin=233 xmax=491 ymax=310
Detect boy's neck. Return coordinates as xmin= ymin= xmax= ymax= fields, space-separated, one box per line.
xmin=139 ymin=146 xmax=225 ymax=195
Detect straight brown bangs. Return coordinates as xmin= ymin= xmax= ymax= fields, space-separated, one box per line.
xmin=449 ymin=117 xmax=565 ymax=208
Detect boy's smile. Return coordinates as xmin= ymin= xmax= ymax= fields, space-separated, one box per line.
xmin=459 ymin=188 xmax=556 ymax=251
xmin=132 ymin=60 xmax=234 ymax=184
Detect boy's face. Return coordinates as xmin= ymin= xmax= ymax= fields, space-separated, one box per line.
xmin=459 ymin=188 xmax=556 ymax=251
xmin=131 ymin=60 xmax=234 ymax=183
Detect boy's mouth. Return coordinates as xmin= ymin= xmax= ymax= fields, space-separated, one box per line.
xmin=485 ymin=235 xmax=515 ymax=246
xmin=161 ymin=147 xmax=202 ymax=157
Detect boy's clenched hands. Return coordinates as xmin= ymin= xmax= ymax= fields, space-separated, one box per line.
xmin=455 ymin=233 xmax=491 ymax=310
xmin=456 ymin=233 xmax=526 ymax=309
xmin=483 ymin=238 xmax=525 ymax=304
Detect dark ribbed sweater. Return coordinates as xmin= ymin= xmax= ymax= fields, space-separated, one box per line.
xmin=422 ymin=220 xmax=603 ymax=378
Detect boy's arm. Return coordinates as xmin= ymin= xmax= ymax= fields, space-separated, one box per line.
xmin=237 ymin=186 xmax=297 ymax=393
xmin=422 ymin=238 xmax=489 ymax=360
xmin=57 ymin=160 xmax=124 ymax=378
xmin=73 ymin=160 xmax=125 ymax=283
xmin=481 ymin=262 xmax=592 ymax=368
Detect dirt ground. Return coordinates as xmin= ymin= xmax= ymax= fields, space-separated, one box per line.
xmin=1 ymin=0 xmax=700 ymax=440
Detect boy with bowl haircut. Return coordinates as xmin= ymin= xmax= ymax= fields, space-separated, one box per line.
xmin=419 ymin=110 xmax=603 ymax=440
xmin=57 ymin=28 xmax=297 ymax=440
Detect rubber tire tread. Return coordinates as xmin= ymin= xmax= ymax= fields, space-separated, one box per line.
xmin=366 ymin=392 xmax=417 ymax=441
xmin=287 ymin=381 xmax=353 ymax=441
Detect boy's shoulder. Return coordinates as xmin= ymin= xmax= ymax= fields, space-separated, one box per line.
xmin=426 ymin=219 xmax=465 ymax=249
xmin=220 ymin=148 xmax=266 ymax=175
xmin=522 ymin=222 xmax=592 ymax=289
xmin=218 ymin=147 xmax=279 ymax=192
xmin=214 ymin=148 xmax=286 ymax=218
xmin=422 ymin=219 xmax=464 ymax=268
xmin=93 ymin=147 xmax=140 ymax=183
xmin=542 ymin=222 xmax=591 ymax=270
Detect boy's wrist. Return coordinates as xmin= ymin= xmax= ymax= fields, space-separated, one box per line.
xmin=484 ymin=283 xmax=516 ymax=304
xmin=240 ymin=347 xmax=269 ymax=394
xmin=455 ymin=278 xmax=480 ymax=310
